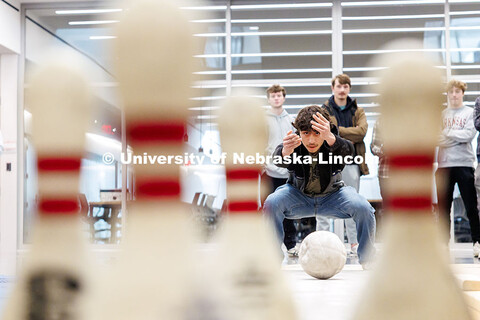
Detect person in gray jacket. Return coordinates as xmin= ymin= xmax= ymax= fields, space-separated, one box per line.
xmin=263 ymin=105 xmax=376 ymax=267
xmin=436 ymin=79 xmax=480 ymax=257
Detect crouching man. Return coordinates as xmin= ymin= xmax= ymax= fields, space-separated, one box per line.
xmin=263 ymin=105 xmax=376 ymax=267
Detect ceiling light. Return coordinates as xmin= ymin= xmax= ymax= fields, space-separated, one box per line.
xmin=343 ymin=13 xmax=444 ymax=21
xmin=233 ymin=68 xmax=332 ymax=74
xmin=89 ymin=36 xmax=116 ymax=40
xmin=194 ymin=51 xmax=331 ymax=58
xmin=56 ymin=8 xmax=122 ymax=15
xmin=232 ymin=30 xmax=332 ymax=36
xmin=192 ymin=19 xmax=226 ymax=23
xmin=343 ymin=48 xmax=445 ymax=55
xmin=342 ymin=0 xmax=444 ymax=7
xmin=231 ymin=3 xmax=332 ymax=10
xmin=180 ymin=5 xmax=227 ymax=10
xmin=233 ymin=17 xmax=332 ymax=23
xmin=69 ymin=20 xmax=119 ymax=25
xmin=344 ymin=27 xmax=445 ymax=34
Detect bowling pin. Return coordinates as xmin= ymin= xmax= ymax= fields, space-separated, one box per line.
xmin=1 ymin=51 xmax=93 ymax=320
xmin=353 ymin=40 xmax=471 ymax=320
xmin=214 ymin=88 xmax=298 ymax=320
xmin=90 ymin=1 xmax=202 ymax=319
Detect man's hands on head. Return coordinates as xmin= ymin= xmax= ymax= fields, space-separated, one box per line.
xmin=311 ymin=112 xmax=336 ymax=146
xmin=282 ymin=130 xmax=302 ymax=156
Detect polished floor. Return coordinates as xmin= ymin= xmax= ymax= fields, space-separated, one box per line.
xmin=0 ymin=243 xmax=479 ymax=320
xmin=283 ymin=243 xmax=480 ymax=320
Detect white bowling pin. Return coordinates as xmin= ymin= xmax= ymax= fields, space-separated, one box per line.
xmin=1 ymin=51 xmax=93 ymax=320
xmin=214 ymin=88 xmax=298 ymax=320
xmin=90 ymin=1 xmax=201 ymax=320
xmin=353 ymin=40 xmax=471 ymax=320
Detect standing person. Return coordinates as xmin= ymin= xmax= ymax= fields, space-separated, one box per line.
xmin=436 ymin=79 xmax=480 ymax=257
xmin=320 ymin=74 xmax=369 ymax=255
xmin=262 ymin=84 xmax=310 ymax=257
xmin=370 ymin=119 xmax=388 ymax=207
xmin=263 ymin=105 xmax=376 ymax=268
xmin=474 ymin=96 xmax=480 ymax=215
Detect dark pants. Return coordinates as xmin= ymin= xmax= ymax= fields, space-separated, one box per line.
xmin=436 ymin=167 xmax=480 ymax=243
xmin=261 ymin=174 xmax=315 ymax=250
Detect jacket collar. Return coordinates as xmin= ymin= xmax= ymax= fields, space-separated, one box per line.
xmin=328 ymin=95 xmax=357 ymax=111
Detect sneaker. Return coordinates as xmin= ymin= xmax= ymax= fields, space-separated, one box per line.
xmin=350 ymin=243 xmax=358 ymax=256
xmin=474 ymin=242 xmax=480 ymax=257
xmin=287 ymin=243 xmax=301 ymax=257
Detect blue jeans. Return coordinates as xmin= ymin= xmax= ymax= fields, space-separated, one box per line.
xmin=316 ymin=164 xmax=359 ymax=243
xmin=263 ymin=184 xmax=376 ymax=264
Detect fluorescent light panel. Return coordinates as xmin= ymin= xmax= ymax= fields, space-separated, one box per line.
xmin=230 ymin=3 xmax=332 ymax=10
xmin=56 ymin=8 xmax=122 ymax=14
xmin=344 ymin=48 xmax=445 ymax=55
xmin=89 ymin=36 xmax=116 ymax=40
xmin=189 ymin=107 xmax=220 ymax=111
xmin=342 ymin=0 xmax=444 ymax=7
xmin=69 ymin=20 xmax=118 ymax=25
xmin=232 ymin=51 xmax=332 ymax=57
xmin=450 ymin=26 xmax=480 ymax=31
xmin=181 ymin=5 xmax=227 ymax=10
xmin=232 ymin=68 xmax=332 ymax=75
xmin=192 ymin=19 xmax=227 ymax=23
xmin=343 ymin=13 xmax=444 ymax=20
xmin=195 ymin=30 xmax=332 ymax=37
xmin=232 ymin=17 xmax=332 ymax=23
xmin=196 ymin=115 xmax=218 ymax=120
xmin=191 ymin=96 xmax=226 ymax=101
xmin=194 ymin=51 xmax=332 ymax=58
xmin=231 ymin=83 xmax=331 ymax=88
xmin=450 ymin=10 xmax=480 ymax=16
xmin=449 ymin=0 xmax=480 ymax=3
xmin=344 ymin=26 xmax=445 ymax=33
xmin=344 ymin=10 xmax=480 ymax=21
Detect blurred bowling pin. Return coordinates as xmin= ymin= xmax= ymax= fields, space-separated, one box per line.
xmin=353 ymin=40 xmax=471 ymax=320
xmin=90 ymin=1 xmax=202 ymax=320
xmin=214 ymin=88 xmax=298 ymax=320
xmin=1 ymin=51 xmax=93 ymax=320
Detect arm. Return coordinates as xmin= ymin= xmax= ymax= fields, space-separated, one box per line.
xmin=327 ymin=134 xmax=354 ymax=157
xmin=338 ymin=107 xmax=368 ymax=143
xmin=438 ymin=134 xmax=459 ymax=148
xmin=281 ymin=130 xmax=302 ymax=157
xmin=474 ymin=97 xmax=480 ymax=131
xmin=443 ymin=111 xmax=477 ymax=143
xmin=370 ymin=120 xmax=383 ymax=157
xmin=273 ymin=143 xmax=291 ymax=169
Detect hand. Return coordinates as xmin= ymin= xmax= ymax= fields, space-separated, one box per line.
xmin=282 ymin=130 xmax=302 ymax=156
xmin=311 ymin=112 xmax=335 ymax=145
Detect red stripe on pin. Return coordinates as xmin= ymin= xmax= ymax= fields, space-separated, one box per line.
xmin=136 ymin=178 xmax=181 ymax=199
xmin=226 ymin=168 xmax=260 ymax=181
xmin=39 ymin=199 xmax=78 ymax=215
xmin=387 ymin=196 xmax=432 ymax=211
xmin=228 ymin=201 xmax=258 ymax=213
xmin=37 ymin=158 xmax=81 ymax=172
xmin=128 ymin=122 xmax=184 ymax=144
xmin=389 ymin=154 xmax=433 ymax=169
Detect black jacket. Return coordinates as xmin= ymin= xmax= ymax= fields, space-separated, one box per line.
xmin=323 ymin=96 xmax=370 ymax=175
xmin=273 ymin=126 xmax=354 ymax=195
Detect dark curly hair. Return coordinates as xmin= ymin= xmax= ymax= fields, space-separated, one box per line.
xmin=293 ymin=105 xmax=334 ymax=134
